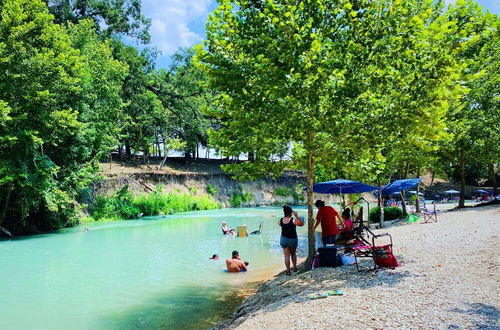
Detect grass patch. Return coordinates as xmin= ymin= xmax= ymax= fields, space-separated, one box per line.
xmin=90 ymin=185 xmax=220 ymax=221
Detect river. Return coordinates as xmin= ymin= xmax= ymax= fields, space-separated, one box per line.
xmin=0 ymin=207 xmax=309 ymax=329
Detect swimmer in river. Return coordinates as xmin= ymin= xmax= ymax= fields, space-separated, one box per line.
xmin=221 ymin=221 xmax=235 ymax=236
xmin=210 ymin=254 xmax=219 ymax=260
xmin=226 ymin=250 xmax=248 ymax=272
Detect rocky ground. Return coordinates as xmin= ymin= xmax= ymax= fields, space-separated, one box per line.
xmin=217 ymin=206 xmax=500 ymax=329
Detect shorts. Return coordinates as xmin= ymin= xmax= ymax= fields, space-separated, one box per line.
xmin=280 ymin=236 xmax=298 ymax=249
xmin=322 ymin=235 xmax=336 ymax=246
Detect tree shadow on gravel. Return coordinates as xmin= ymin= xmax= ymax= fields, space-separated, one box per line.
xmin=219 ymin=266 xmax=420 ymax=328
xmin=448 ymin=303 xmax=499 ymax=329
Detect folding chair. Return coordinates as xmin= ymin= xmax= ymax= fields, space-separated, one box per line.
xmin=351 ymin=226 xmax=396 ymax=272
xmin=250 ymin=222 xmax=263 ymax=235
xmin=421 ymin=201 xmax=438 ymax=223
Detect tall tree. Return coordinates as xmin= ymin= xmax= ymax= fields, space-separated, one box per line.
xmin=441 ymin=0 xmax=499 ymax=207
xmin=196 ymin=0 xmax=465 ymax=259
xmin=0 ymin=0 xmax=127 ymax=233
xmin=44 ymin=0 xmax=151 ymax=42
xmin=151 ymin=48 xmax=215 ymax=160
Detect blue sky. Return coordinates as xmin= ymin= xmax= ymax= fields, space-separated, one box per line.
xmin=141 ymin=0 xmax=499 ymax=69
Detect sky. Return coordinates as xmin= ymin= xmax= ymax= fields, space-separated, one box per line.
xmin=141 ymin=0 xmax=500 ymax=69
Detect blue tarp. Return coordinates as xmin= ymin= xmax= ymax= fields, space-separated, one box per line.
xmin=380 ymin=178 xmax=422 ymax=195
xmin=313 ymin=179 xmax=379 ymax=194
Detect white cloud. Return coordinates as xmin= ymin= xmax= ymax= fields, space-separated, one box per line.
xmin=142 ymin=0 xmax=213 ymax=55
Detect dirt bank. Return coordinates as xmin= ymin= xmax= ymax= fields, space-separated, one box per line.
xmin=216 ymin=206 xmax=500 ymax=329
xmin=96 ymin=161 xmax=354 ymax=207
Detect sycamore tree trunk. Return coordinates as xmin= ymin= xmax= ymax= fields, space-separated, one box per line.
xmin=306 ymin=150 xmax=316 ymax=264
xmin=490 ymin=164 xmax=497 ymax=196
xmin=459 ymin=149 xmax=466 ymax=208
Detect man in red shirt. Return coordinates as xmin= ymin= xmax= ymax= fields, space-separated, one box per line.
xmin=314 ymin=200 xmax=342 ymax=246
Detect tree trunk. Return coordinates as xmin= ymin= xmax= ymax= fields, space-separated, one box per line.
xmin=415 ymin=168 xmax=421 ymax=212
xmin=379 ymin=189 xmax=385 ymax=229
xmin=400 ymin=191 xmax=407 ymax=217
xmin=459 ymin=150 xmax=466 ymax=208
xmin=248 ymin=151 xmax=255 ymax=161
xmin=0 ymin=184 xmax=13 ymax=228
xmin=490 ymin=163 xmax=497 ymax=196
xmin=109 ymin=153 xmax=112 ymax=170
xmin=118 ymin=145 xmax=123 ymax=161
xmin=125 ymin=145 xmax=131 ymax=158
xmin=306 ymin=150 xmax=316 ymax=264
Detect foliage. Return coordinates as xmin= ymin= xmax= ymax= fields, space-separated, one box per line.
xmin=438 ymin=1 xmax=500 ymax=206
xmin=369 ymin=207 xmax=403 ymax=223
xmin=229 ymin=190 xmax=253 ymax=207
xmin=206 ymin=184 xmax=217 ymax=195
xmin=45 ymin=0 xmax=151 ymax=42
xmin=150 ymin=48 xmax=216 ymax=158
xmin=91 ymin=185 xmax=140 ymax=220
xmin=274 ymin=187 xmax=290 ymax=197
xmin=0 ymin=0 xmax=126 ymax=233
xmin=196 ymin=0 xmax=467 ymax=259
xmin=92 ymin=185 xmax=220 ymax=219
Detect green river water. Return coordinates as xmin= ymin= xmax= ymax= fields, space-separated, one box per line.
xmin=0 ymin=207 xmax=310 ymax=330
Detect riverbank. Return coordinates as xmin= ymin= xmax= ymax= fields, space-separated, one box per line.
xmin=216 ymin=205 xmax=499 ymax=329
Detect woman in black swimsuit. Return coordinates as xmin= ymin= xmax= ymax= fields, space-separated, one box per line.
xmin=279 ymin=206 xmax=304 ymax=275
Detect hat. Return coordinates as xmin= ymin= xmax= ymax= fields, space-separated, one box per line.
xmin=222 ymin=221 xmax=227 ymax=224
xmin=232 ymin=250 xmax=239 ymax=256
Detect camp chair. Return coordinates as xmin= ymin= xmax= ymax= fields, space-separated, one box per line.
xmin=250 ymin=222 xmax=263 ymax=235
xmin=236 ymin=225 xmax=248 ymax=237
xmin=351 ymin=229 xmax=396 ymax=272
xmin=421 ymin=201 xmax=438 ymax=223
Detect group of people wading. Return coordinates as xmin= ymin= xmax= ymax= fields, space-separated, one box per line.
xmin=219 ymin=200 xmax=352 ymax=275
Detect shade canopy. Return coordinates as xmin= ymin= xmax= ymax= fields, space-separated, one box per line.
xmin=444 ymin=190 xmax=460 ymax=194
xmin=381 ymin=178 xmax=421 ymax=195
xmin=313 ymin=179 xmax=379 ymax=194
xmin=475 ymin=189 xmax=489 ymax=194
xmin=408 ymin=190 xmax=424 ymax=196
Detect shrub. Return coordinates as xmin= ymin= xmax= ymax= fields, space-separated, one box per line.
xmin=91 ymin=185 xmax=140 ymax=220
xmin=368 ymin=206 xmax=403 ymax=223
xmin=189 ymin=187 xmax=198 ymax=195
xmin=206 ymin=184 xmax=217 ymax=195
xmin=274 ymin=187 xmax=290 ymax=197
xmin=91 ymin=185 xmax=221 ymax=221
xmin=292 ymin=184 xmax=305 ymax=202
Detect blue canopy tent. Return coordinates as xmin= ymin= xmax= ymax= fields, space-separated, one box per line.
xmin=313 ymin=179 xmax=379 ymax=194
xmin=313 ymin=179 xmax=379 ymax=222
xmin=381 ymin=178 xmax=422 ymax=195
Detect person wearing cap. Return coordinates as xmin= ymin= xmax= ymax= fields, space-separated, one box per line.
xmin=226 ymin=250 xmax=248 ymax=272
xmin=221 ymin=221 xmax=235 ymax=235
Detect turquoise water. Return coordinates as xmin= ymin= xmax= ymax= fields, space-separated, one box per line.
xmin=0 ymin=207 xmax=309 ymax=330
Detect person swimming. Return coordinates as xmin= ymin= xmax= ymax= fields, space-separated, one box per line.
xmin=210 ymin=254 xmax=219 ymax=260
xmin=226 ymin=250 xmax=248 ymax=272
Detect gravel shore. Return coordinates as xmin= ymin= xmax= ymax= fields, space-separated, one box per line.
xmin=217 ymin=205 xmax=499 ymax=329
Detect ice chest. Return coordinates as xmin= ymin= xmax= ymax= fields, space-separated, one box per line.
xmin=318 ymin=246 xmax=342 ymax=267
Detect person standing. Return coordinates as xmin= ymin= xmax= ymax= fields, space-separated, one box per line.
xmin=279 ymin=206 xmax=304 ymax=275
xmin=314 ymin=200 xmax=342 ymax=246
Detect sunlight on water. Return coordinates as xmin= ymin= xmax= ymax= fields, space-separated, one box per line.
xmin=0 ymin=207 xmax=311 ymax=329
